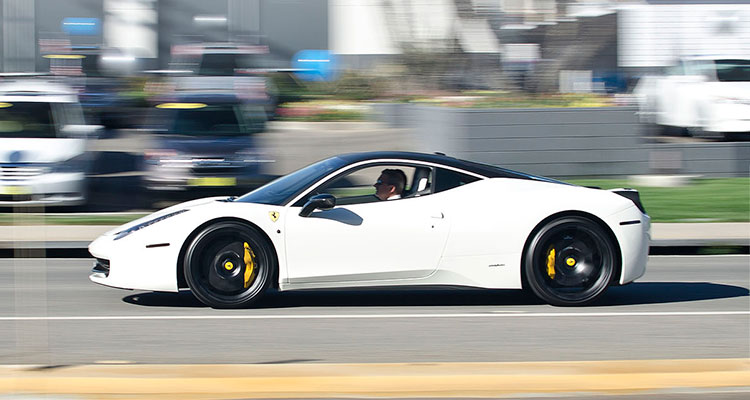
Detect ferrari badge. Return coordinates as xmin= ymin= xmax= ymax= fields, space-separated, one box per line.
xmin=269 ymin=211 xmax=279 ymax=222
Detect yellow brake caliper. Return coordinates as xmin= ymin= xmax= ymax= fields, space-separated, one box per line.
xmin=546 ymin=248 xmax=556 ymax=279
xmin=243 ymin=242 xmax=257 ymax=288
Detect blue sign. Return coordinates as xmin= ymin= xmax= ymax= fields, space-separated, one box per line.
xmin=292 ymin=50 xmax=337 ymax=81
xmin=62 ymin=18 xmax=100 ymax=36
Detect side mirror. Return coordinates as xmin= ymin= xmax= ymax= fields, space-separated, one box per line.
xmin=61 ymin=124 xmax=104 ymax=139
xmin=299 ymin=194 xmax=336 ymax=217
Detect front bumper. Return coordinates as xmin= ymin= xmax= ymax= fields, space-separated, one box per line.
xmin=143 ymin=168 xmax=272 ymax=192
xmin=88 ymin=231 xmax=181 ymax=292
xmin=0 ymin=172 xmax=86 ymax=206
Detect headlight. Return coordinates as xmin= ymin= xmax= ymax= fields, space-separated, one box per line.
xmin=48 ymin=160 xmax=85 ymax=174
xmin=144 ymin=149 xmax=186 ymax=166
xmin=47 ymin=154 xmax=87 ymax=174
xmin=114 ymin=209 xmax=188 ymax=240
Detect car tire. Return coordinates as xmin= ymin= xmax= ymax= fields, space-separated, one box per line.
xmin=184 ymin=221 xmax=275 ymax=308
xmin=524 ymin=216 xmax=617 ymax=306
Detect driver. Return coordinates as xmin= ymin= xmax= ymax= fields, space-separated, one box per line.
xmin=374 ymin=169 xmax=406 ymax=200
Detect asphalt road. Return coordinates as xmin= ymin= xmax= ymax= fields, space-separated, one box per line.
xmin=0 ymin=255 xmax=748 ymax=365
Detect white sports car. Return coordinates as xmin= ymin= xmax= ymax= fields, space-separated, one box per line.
xmin=89 ymin=151 xmax=650 ymax=307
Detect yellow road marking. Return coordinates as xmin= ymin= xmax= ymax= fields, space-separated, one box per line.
xmin=0 ymin=359 xmax=747 ymax=399
xmin=93 ymin=360 xmax=135 ymax=365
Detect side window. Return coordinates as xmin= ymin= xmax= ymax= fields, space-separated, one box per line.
xmin=308 ymin=164 xmax=416 ymax=205
xmin=433 ymin=168 xmax=480 ymax=193
xmin=667 ymin=61 xmax=686 ymax=76
xmin=698 ymin=61 xmax=717 ymax=81
xmin=683 ymin=61 xmax=697 ymax=76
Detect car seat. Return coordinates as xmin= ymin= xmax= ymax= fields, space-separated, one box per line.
xmin=405 ymin=168 xmax=431 ymax=197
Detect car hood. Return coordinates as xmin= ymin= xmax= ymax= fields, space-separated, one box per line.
xmin=0 ymin=138 xmax=85 ymax=163
xmin=156 ymin=136 xmax=255 ymax=158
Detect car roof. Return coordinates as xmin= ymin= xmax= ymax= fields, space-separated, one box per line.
xmin=0 ymin=80 xmax=78 ymax=103
xmin=680 ymin=55 xmax=750 ymax=62
xmin=335 ymin=151 xmax=561 ymax=182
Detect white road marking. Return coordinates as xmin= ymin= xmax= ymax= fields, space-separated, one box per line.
xmin=0 ymin=310 xmax=748 ymax=321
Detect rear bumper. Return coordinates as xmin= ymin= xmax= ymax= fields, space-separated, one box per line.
xmin=605 ymin=207 xmax=651 ymax=285
xmin=705 ymin=103 xmax=750 ymax=133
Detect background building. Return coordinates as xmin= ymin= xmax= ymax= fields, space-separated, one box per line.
xmin=1 ymin=0 xmax=749 ymax=92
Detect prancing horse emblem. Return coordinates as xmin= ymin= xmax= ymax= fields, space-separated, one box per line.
xmin=269 ymin=211 xmax=279 ymax=222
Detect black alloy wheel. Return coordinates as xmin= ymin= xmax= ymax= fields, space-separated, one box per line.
xmin=184 ymin=222 xmax=275 ymax=308
xmin=524 ymin=216 xmax=617 ymax=306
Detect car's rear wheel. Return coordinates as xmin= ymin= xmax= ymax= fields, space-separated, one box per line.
xmin=524 ymin=216 xmax=616 ymax=306
xmin=184 ymin=222 xmax=275 ymax=308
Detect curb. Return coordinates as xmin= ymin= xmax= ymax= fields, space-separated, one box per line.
xmin=268 ymin=120 xmax=388 ymax=131
xmin=1 ymin=359 xmax=748 ymax=399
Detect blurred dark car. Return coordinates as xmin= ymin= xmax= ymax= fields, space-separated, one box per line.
xmin=142 ymin=93 xmax=273 ymax=202
xmin=168 ymin=42 xmax=284 ymax=117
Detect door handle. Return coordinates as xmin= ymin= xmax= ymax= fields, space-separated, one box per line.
xmin=431 ymin=212 xmax=444 ymax=219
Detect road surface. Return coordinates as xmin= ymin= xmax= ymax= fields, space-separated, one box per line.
xmin=0 ymin=255 xmax=747 ymax=365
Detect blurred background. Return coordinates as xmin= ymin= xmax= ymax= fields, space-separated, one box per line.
xmin=0 ymin=2 xmax=748 ymax=394
xmin=0 ymin=0 xmax=748 ymax=219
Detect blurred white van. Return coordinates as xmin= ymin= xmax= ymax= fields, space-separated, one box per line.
xmin=634 ymin=57 xmax=750 ymax=139
xmin=0 ymin=79 xmax=98 ymax=206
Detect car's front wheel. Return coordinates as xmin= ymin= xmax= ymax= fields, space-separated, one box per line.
xmin=184 ymin=221 xmax=275 ymax=308
xmin=524 ymin=216 xmax=617 ymax=306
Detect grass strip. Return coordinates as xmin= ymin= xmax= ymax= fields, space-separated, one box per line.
xmin=568 ymin=178 xmax=750 ymax=223
xmin=0 ymin=213 xmax=147 ymax=226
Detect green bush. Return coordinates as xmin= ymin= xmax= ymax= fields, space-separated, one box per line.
xmin=271 ymin=71 xmax=384 ymax=103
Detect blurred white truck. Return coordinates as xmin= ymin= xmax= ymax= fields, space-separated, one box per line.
xmin=634 ymin=56 xmax=750 ymax=139
xmin=0 ymin=79 xmax=99 ymax=206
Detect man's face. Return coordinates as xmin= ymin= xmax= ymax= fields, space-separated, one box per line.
xmin=374 ymin=174 xmax=394 ymax=200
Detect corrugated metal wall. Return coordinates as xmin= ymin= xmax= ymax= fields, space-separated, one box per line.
xmin=402 ymin=105 xmax=749 ymax=178
xmin=1 ymin=0 xmax=35 ymax=72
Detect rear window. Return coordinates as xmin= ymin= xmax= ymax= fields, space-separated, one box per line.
xmin=715 ymin=60 xmax=750 ymax=82
xmin=434 ymin=168 xmax=480 ymax=193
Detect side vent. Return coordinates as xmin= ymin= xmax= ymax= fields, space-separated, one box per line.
xmin=92 ymin=258 xmax=110 ymax=277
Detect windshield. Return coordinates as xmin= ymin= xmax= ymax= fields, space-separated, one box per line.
xmin=153 ymin=104 xmax=266 ymax=136
xmin=715 ymin=60 xmax=750 ymax=82
xmin=198 ymin=53 xmax=266 ymax=75
xmin=236 ymin=157 xmax=347 ymax=205
xmin=0 ymin=102 xmax=56 ymax=138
